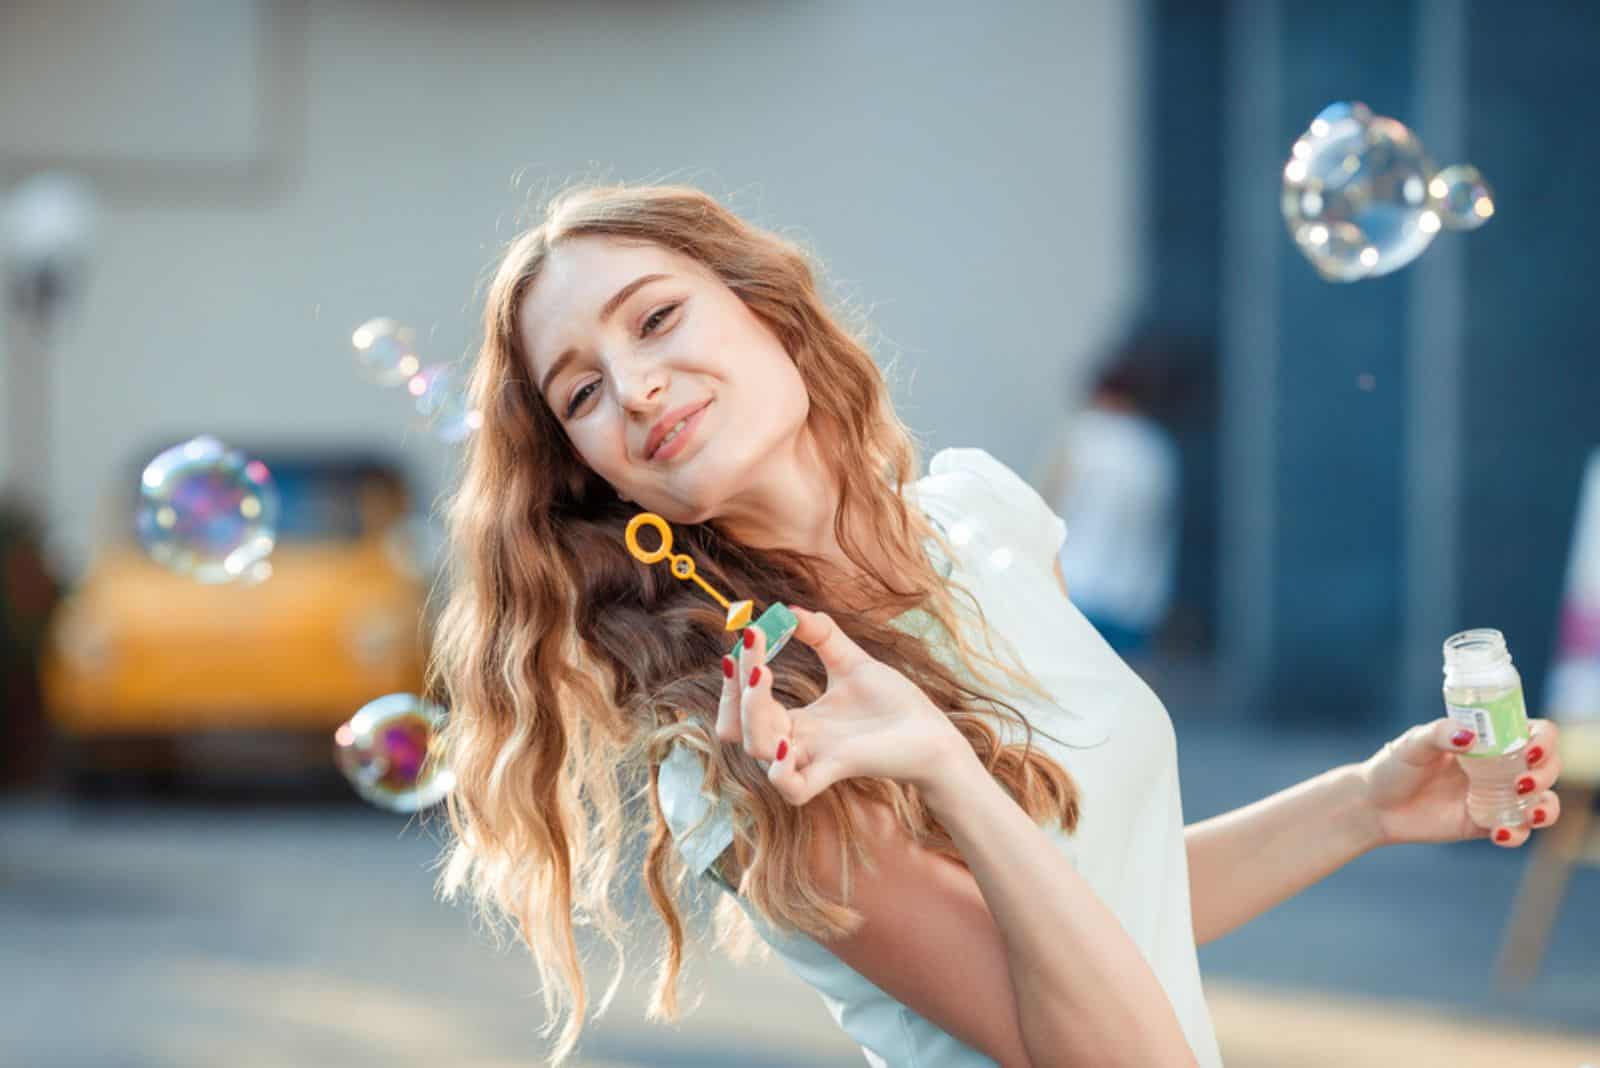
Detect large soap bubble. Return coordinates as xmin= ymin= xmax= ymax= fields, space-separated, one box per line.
xmin=333 ymin=693 xmax=452 ymax=812
xmin=1281 ymin=101 xmax=1495 ymax=282
xmin=136 ymin=435 xmax=279 ymax=583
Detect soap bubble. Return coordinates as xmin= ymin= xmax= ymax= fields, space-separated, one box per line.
xmin=136 ymin=435 xmax=279 ymax=583
xmin=351 ymin=317 xmax=421 ymax=386
xmin=1281 ymin=101 xmax=1495 ymax=282
xmin=1430 ymin=164 xmax=1495 ymax=230
xmin=333 ymin=693 xmax=452 ymax=812
xmin=406 ymin=363 xmax=482 ymax=443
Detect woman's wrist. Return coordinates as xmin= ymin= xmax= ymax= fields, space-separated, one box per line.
xmin=916 ymin=725 xmax=986 ymax=813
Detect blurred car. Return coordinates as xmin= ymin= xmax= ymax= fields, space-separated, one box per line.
xmin=41 ymin=445 xmax=432 ymax=783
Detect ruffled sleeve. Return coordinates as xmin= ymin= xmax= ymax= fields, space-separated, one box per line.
xmin=916 ymin=447 xmax=1068 ymax=577
xmin=655 ymin=741 xmax=736 ymax=880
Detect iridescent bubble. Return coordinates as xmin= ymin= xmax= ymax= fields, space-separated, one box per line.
xmin=1429 ymin=164 xmax=1495 ymax=231
xmin=407 ymin=364 xmax=482 ymax=443
xmin=1282 ymin=101 xmax=1493 ymax=282
xmin=351 ymin=317 xmax=421 ymax=386
xmin=333 ymin=693 xmax=452 ymax=812
xmin=136 ymin=435 xmax=279 ymax=583
xmin=1290 ymin=220 xmax=1380 ymax=283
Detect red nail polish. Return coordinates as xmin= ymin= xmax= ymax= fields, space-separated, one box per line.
xmin=1527 ymin=746 xmax=1544 ymax=765
xmin=1495 ymin=828 xmax=1512 ymax=843
xmin=749 ymin=666 xmax=760 ymax=686
xmin=721 ymin=656 xmax=735 ymax=679
xmin=776 ymin=739 xmax=788 ymax=761
xmin=1451 ymin=729 xmax=1475 ymax=747
xmin=1532 ymin=808 xmax=1547 ymax=825
xmin=743 ymin=628 xmax=756 ymax=649
xmin=1517 ymin=776 xmax=1535 ymax=795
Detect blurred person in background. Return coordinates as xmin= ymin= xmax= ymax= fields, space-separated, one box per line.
xmin=1033 ymin=330 xmax=1184 ymax=658
xmin=428 ymin=183 xmax=1567 ymax=1068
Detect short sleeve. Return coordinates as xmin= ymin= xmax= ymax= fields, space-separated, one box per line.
xmin=920 ymin=447 xmax=1067 ymax=575
xmin=655 ymin=741 xmax=736 ymax=880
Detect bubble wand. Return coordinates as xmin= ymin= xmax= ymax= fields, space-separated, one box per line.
xmin=624 ymin=511 xmax=798 ymax=665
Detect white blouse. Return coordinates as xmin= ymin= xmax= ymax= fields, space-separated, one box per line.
xmin=656 ymin=446 xmax=1225 ymax=1067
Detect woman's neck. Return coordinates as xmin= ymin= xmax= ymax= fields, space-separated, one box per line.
xmin=707 ymin=426 xmax=927 ymax=619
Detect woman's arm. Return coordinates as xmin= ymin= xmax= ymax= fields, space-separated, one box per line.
xmin=916 ymin=740 xmax=1201 ymax=1067
xmin=740 ymin=608 xmax=1199 ymax=1066
xmin=1046 ymin=556 xmax=1384 ymax=948
xmin=1183 ymin=763 xmax=1385 ymax=946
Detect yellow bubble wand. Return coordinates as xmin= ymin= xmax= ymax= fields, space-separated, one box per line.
xmin=624 ymin=511 xmax=798 ymax=664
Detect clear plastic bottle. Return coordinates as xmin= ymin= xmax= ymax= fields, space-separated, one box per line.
xmin=1442 ymin=628 xmax=1535 ymax=830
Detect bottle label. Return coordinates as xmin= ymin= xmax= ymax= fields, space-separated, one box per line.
xmin=1445 ymin=689 xmax=1531 ymax=756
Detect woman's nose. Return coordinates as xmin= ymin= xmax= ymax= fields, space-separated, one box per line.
xmin=616 ymin=363 xmax=668 ymax=407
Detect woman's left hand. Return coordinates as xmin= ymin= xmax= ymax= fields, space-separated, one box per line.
xmin=1357 ymin=717 xmax=1564 ymax=848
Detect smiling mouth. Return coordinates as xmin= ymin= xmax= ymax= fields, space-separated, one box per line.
xmin=649 ymin=402 xmax=710 ymax=461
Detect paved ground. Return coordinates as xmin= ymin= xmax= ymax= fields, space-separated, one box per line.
xmin=2 ymin=707 xmax=1596 ymax=1066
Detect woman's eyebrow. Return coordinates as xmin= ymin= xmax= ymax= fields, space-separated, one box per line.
xmin=538 ymin=273 xmax=670 ymax=400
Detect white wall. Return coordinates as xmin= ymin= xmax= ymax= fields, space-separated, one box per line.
xmin=1 ymin=0 xmax=1139 ymax=576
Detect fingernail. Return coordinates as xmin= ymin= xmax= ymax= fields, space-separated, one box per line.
xmin=1517 ymin=775 xmax=1536 ymax=794
xmin=1451 ymin=729 xmax=1475 ymax=747
xmin=743 ymin=628 xmax=756 ymax=649
xmin=1495 ymin=828 xmax=1512 ymax=843
xmin=749 ymin=665 xmax=760 ymax=686
xmin=776 ymin=738 xmax=788 ymax=761
xmin=722 ymin=655 xmax=735 ymax=679
xmin=1527 ymin=745 xmax=1544 ymax=765
xmin=1532 ymin=808 xmax=1547 ymax=825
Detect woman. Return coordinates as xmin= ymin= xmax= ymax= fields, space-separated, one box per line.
xmin=429 ymin=183 xmax=1566 ymax=1067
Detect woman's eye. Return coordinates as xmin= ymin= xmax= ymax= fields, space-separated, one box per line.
xmin=566 ymin=380 xmax=597 ymax=418
xmin=641 ymin=302 xmax=679 ymax=336
xmin=565 ymin=304 xmax=679 ymax=418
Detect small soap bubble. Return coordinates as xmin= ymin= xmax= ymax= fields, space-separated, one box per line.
xmin=352 ymin=317 xmax=421 ymax=386
xmin=408 ymin=364 xmax=481 ymax=443
xmin=136 ymin=435 xmax=279 ymax=583
xmin=1282 ymin=101 xmax=1493 ymax=282
xmin=333 ymin=693 xmax=452 ymax=812
xmin=1429 ymin=163 xmax=1495 ymax=230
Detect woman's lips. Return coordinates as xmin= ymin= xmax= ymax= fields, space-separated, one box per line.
xmin=650 ymin=401 xmax=710 ymax=462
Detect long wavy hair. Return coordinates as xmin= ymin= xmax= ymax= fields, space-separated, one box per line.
xmin=429 ymin=182 xmax=1083 ymax=1064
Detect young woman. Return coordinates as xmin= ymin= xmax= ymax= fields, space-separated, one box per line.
xmin=429 ymin=183 xmax=1566 ymax=1067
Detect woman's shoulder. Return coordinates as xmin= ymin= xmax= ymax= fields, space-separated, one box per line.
xmin=910 ymin=446 xmax=1067 ymax=575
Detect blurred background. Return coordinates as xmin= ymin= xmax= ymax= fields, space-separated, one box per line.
xmin=2 ymin=1 xmax=1598 ymax=1065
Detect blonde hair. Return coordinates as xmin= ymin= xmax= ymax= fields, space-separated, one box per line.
xmin=429 ymin=182 xmax=1082 ymax=1064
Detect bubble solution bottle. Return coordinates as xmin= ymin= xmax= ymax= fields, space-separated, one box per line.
xmin=1442 ymin=628 xmax=1535 ymax=830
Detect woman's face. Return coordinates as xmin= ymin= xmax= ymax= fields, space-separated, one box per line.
xmin=519 ymin=235 xmax=809 ymax=523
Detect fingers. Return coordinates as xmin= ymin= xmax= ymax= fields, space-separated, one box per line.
xmin=715 ymin=653 xmax=741 ymax=745
xmin=1524 ymin=718 xmax=1562 ymax=780
xmin=788 ymin=606 xmax=865 ymax=678
xmin=1396 ymin=717 xmax=1475 ymax=762
xmin=1528 ymin=789 xmax=1561 ymax=831
xmin=738 ymin=624 xmax=788 ymax=762
xmin=767 ymin=733 xmax=843 ymax=806
xmin=1493 ymin=719 xmax=1564 ymax=845
xmin=1509 ymin=718 xmax=1564 ymax=800
xmin=1490 ymin=788 xmax=1564 ymax=846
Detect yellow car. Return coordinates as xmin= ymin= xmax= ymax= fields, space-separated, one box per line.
xmin=42 ymin=448 xmax=431 ymax=782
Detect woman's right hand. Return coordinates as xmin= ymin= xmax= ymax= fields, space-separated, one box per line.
xmin=715 ymin=605 xmax=970 ymax=805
